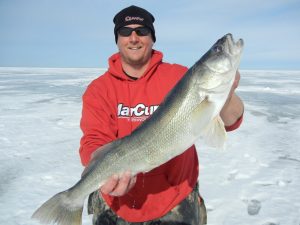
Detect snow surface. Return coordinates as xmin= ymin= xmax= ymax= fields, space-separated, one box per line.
xmin=0 ymin=68 xmax=299 ymax=225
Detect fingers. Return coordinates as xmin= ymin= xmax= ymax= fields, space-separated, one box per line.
xmin=109 ymin=171 xmax=132 ymax=196
xmin=100 ymin=171 xmax=136 ymax=197
xmin=228 ymin=71 xmax=240 ymax=99
xmin=233 ymin=70 xmax=240 ymax=89
xmin=100 ymin=174 xmax=119 ymax=194
xmin=222 ymin=71 xmax=240 ymax=109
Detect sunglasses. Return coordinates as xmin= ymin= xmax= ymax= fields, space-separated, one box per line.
xmin=118 ymin=26 xmax=151 ymax=37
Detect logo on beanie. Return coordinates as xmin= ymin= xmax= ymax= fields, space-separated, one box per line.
xmin=125 ymin=16 xmax=144 ymax=22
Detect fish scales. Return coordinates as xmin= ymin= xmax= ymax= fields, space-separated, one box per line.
xmin=32 ymin=33 xmax=244 ymax=225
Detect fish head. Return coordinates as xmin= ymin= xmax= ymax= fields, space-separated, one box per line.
xmin=194 ymin=33 xmax=244 ymax=90
xmin=206 ymin=33 xmax=243 ymax=73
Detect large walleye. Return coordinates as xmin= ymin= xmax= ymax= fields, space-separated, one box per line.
xmin=32 ymin=33 xmax=244 ymax=225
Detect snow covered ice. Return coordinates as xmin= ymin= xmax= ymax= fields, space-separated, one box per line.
xmin=0 ymin=68 xmax=299 ymax=225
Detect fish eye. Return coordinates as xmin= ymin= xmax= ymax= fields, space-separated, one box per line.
xmin=213 ymin=45 xmax=223 ymax=53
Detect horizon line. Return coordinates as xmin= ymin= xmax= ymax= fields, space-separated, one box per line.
xmin=0 ymin=66 xmax=300 ymax=72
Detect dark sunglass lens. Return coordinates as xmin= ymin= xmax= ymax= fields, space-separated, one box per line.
xmin=118 ymin=27 xmax=151 ymax=37
xmin=135 ymin=27 xmax=151 ymax=36
xmin=118 ymin=27 xmax=132 ymax=36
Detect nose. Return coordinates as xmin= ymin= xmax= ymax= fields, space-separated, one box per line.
xmin=129 ymin=31 xmax=139 ymax=43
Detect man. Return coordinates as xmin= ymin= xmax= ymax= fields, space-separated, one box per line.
xmin=79 ymin=5 xmax=244 ymax=225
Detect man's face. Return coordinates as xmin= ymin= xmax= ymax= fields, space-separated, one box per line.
xmin=117 ymin=24 xmax=154 ymax=67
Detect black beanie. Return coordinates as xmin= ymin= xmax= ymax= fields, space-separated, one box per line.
xmin=113 ymin=5 xmax=156 ymax=43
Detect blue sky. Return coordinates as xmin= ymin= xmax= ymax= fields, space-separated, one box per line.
xmin=0 ymin=0 xmax=299 ymax=70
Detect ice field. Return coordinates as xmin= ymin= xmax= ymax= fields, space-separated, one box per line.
xmin=0 ymin=67 xmax=299 ymax=225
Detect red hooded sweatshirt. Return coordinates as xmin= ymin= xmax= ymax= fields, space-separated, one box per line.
xmin=79 ymin=50 xmax=242 ymax=222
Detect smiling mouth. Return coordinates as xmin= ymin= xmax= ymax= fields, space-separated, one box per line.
xmin=129 ymin=46 xmax=142 ymax=50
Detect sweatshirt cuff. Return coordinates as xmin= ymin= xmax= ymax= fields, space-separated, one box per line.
xmin=225 ymin=114 xmax=243 ymax=132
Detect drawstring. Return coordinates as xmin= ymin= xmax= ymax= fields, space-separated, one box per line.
xmin=126 ymin=81 xmax=134 ymax=133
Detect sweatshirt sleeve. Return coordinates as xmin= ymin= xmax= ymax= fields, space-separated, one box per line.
xmin=79 ymin=82 xmax=118 ymax=166
xmin=225 ymin=114 xmax=243 ymax=132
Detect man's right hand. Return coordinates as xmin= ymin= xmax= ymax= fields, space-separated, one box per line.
xmin=100 ymin=171 xmax=137 ymax=197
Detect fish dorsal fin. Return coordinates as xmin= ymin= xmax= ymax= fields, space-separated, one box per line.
xmin=81 ymin=141 xmax=115 ymax=178
xmin=202 ymin=115 xmax=227 ymax=149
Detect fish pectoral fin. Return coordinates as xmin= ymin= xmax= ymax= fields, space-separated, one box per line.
xmin=191 ymin=98 xmax=227 ymax=148
xmin=191 ymin=97 xmax=216 ymax=135
xmin=202 ymin=115 xmax=227 ymax=149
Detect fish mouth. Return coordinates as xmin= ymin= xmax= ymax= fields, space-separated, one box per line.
xmin=224 ymin=33 xmax=244 ymax=55
xmin=225 ymin=33 xmax=243 ymax=46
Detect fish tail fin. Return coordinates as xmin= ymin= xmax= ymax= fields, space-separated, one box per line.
xmin=32 ymin=190 xmax=83 ymax=225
